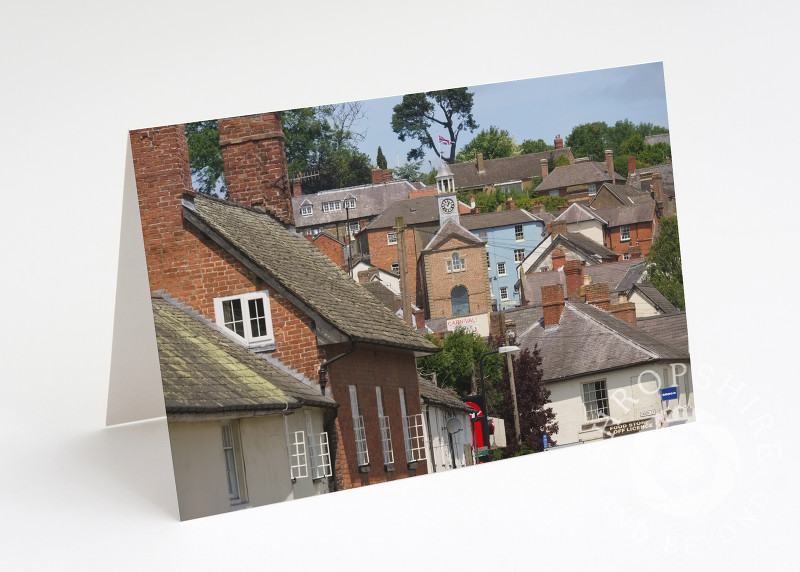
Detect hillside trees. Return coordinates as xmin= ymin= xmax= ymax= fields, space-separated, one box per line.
xmin=646 ymin=216 xmax=684 ymax=310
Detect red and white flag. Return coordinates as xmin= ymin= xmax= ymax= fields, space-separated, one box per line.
xmin=438 ymin=135 xmax=451 ymax=145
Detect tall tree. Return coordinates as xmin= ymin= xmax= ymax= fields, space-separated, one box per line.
xmin=185 ymin=121 xmax=227 ymax=197
xmin=519 ymin=138 xmax=555 ymax=154
xmin=454 ymin=126 xmax=516 ymax=163
xmin=565 ymin=121 xmax=609 ymax=161
xmin=391 ymin=88 xmax=478 ymax=164
xmin=646 ymin=216 xmax=684 ymax=310
xmin=376 ymin=146 xmax=388 ymax=169
xmin=497 ymin=347 xmax=558 ymax=456
xmin=392 ymin=160 xmax=423 ymax=182
xmin=283 ymin=106 xmax=372 ymax=193
xmin=418 ymin=330 xmax=502 ymax=400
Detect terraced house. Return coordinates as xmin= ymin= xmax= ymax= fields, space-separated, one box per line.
xmin=130 ymin=114 xmax=437 ymax=519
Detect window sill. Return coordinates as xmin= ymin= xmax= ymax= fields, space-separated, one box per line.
xmin=358 ymin=464 xmax=371 ymax=474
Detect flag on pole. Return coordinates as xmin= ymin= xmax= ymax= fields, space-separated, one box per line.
xmin=438 ymin=135 xmax=451 ymax=145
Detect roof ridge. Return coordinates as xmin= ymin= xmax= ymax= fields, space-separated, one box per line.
xmin=566 ymin=302 xmax=660 ymax=359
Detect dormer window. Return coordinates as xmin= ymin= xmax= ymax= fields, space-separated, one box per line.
xmin=300 ymin=204 xmax=313 ymax=216
xmin=344 ymin=198 xmax=356 ymax=209
xmin=213 ymin=291 xmax=275 ymax=349
xmin=322 ymin=201 xmax=341 ymax=213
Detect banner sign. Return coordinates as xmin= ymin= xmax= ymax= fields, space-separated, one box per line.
xmin=604 ymin=417 xmax=656 ymax=438
xmin=447 ymin=315 xmax=479 ymax=333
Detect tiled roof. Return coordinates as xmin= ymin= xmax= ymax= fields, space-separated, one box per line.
xmin=510 ymin=301 xmax=688 ymax=383
xmin=418 ymin=375 xmax=474 ymax=412
xmin=152 ymin=297 xmax=337 ymax=414
xmin=450 ymin=149 xmax=574 ymax=189
xmin=363 ymin=195 xmax=441 ymax=230
xmin=591 ymin=202 xmax=654 ymax=227
xmin=644 ymin=133 xmax=670 ymax=146
xmin=423 ymin=218 xmax=485 ymax=252
xmin=637 ymin=312 xmax=690 ymax=354
xmin=292 ymin=180 xmax=415 ymax=228
xmin=633 ymin=283 xmax=679 ymax=315
xmin=535 ymin=161 xmax=623 ymax=193
xmin=523 ymin=259 xmax=645 ymax=305
xmin=628 ymin=163 xmax=675 ymax=198
xmin=522 ymin=270 xmax=566 ymax=305
xmin=560 ymin=232 xmax=618 ymax=260
xmin=188 ymin=194 xmax=438 ymax=354
xmin=592 ymin=184 xmax=654 ymax=206
xmin=459 ymin=209 xmax=541 ymax=230
xmin=553 ymin=203 xmax=607 ymax=224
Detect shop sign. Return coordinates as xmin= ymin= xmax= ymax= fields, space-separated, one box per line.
xmin=604 ymin=417 xmax=656 ymax=438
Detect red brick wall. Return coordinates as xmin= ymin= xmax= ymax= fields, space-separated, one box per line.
xmin=542 ymin=284 xmax=565 ymax=327
xmin=218 ymin=113 xmax=293 ymax=225
xmin=131 ymin=124 xmax=323 ymax=382
xmin=308 ymin=234 xmax=346 ymax=269
xmin=365 ymin=227 xmax=419 ymax=299
xmin=326 ymin=345 xmax=427 ymax=490
xmin=606 ymin=222 xmax=653 ymax=257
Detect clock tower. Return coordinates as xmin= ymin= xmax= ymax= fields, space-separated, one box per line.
xmin=435 ymin=161 xmax=459 ymax=226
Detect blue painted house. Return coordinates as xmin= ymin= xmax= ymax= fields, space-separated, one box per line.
xmin=460 ymin=208 xmax=546 ymax=310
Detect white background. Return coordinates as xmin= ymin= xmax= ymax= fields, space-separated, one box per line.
xmin=2 ymin=1 xmax=798 ymax=569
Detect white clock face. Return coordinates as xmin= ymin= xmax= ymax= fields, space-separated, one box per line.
xmin=441 ymin=198 xmax=455 ymax=214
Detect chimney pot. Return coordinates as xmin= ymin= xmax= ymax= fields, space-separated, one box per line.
xmin=541 ymin=158 xmax=549 ymax=179
xmin=628 ymin=156 xmax=637 ymax=176
xmin=554 ymin=134 xmax=563 ymax=150
xmin=605 ymin=149 xmax=614 ymax=179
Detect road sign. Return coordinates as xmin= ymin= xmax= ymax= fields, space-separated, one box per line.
xmin=660 ymin=386 xmax=678 ymax=401
xmin=543 ymin=434 xmax=548 ymax=449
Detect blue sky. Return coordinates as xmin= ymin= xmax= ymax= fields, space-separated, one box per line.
xmin=356 ymin=62 xmax=669 ymax=170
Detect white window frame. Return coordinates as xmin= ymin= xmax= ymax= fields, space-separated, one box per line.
xmin=376 ymin=387 xmax=394 ymax=466
xmin=582 ymin=380 xmax=610 ymax=421
xmin=391 ymin=262 xmax=399 ymax=273
xmin=350 ymin=386 xmax=369 ymax=467
xmin=288 ymin=430 xmax=308 ymax=480
xmin=303 ymin=226 xmax=321 ymax=236
xmin=402 ymin=414 xmax=427 ymax=463
xmin=500 ymin=286 xmax=509 ymax=301
xmin=514 ymin=248 xmax=525 ymax=262
xmin=348 ymin=221 xmax=360 ymax=235
xmin=387 ymin=231 xmax=398 ymax=245
xmin=310 ymin=432 xmax=332 ymax=479
xmin=322 ymin=200 xmax=341 ymax=213
xmin=300 ymin=204 xmax=313 ymax=217
xmin=515 ymin=224 xmax=524 ymax=242
xmin=447 ymin=252 xmax=466 ymax=273
xmin=213 ymin=291 xmax=275 ymax=348
xmin=344 ymin=198 xmax=356 ymax=209
xmin=588 ymin=183 xmax=597 ymax=196
xmin=221 ymin=420 xmax=243 ymax=504
xmin=620 ymin=225 xmax=631 ymax=242
xmin=497 ymin=262 xmax=507 ymax=276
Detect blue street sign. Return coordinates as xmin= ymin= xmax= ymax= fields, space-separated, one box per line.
xmin=543 ymin=434 xmax=548 ymax=449
xmin=660 ymin=386 xmax=678 ymax=401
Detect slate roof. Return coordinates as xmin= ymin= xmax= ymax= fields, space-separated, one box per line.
xmin=152 ymin=297 xmax=337 ymax=414
xmin=524 ymin=232 xmax=617 ymax=278
xmin=459 ymin=208 xmax=541 ymax=231
xmin=450 ymin=148 xmax=574 ymax=190
xmin=510 ymin=301 xmax=688 ymax=383
xmin=535 ymin=161 xmax=623 ymax=193
xmin=523 ymin=259 xmax=646 ymax=305
xmin=553 ymin=203 xmax=607 ymax=224
xmin=292 ymin=180 xmax=416 ymax=228
xmin=592 ymin=184 xmax=654 ymax=206
xmin=636 ymin=312 xmax=690 ymax=354
xmin=363 ymin=195 xmax=441 ymax=230
xmin=187 ymin=194 xmax=438 ymax=354
xmin=632 ymin=283 xmax=679 ymax=315
xmin=423 ymin=218 xmax=486 ymax=252
xmin=628 ymin=163 xmax=675 ymax=198
xmin=591 ymin=202 xmax=655 ymax=227
xmin=644 ymin=133 xmax=670 ymax=146
xmin=418 ymin=375 xmax=474 ymax=413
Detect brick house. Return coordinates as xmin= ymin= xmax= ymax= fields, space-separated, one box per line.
xmin=130 ymin=116 xmax=438 ymax=516
xmin=305 ymin=232 xmax=347 ymax=271
xmin=418 ymin=218 xmax=492 ymax=335
xmin=534 ymin=151 xmax=625 ymax=203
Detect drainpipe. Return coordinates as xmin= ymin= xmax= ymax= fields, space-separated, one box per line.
xmin=317 ymin=341 xmax=356 ymax=396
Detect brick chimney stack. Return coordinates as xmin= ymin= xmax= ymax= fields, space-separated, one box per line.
xmin=506 ymin=197 xmax=516 ymax=210
xmin=554 ymin=134 xmax=563 ymax=150
xmin=605 ymin=149 xmax=614 ymax=179
xmin=564 ymin=259 xmax=584 ymax=299
xmin=551 ymin=248 xmax=566 ymax=271
xmin=476 ymin=152 xmax=485 ymax=173
xmin=371 ymin=168 xmax=393 ymax=183
xmin=413 ymin=307 xmax=426 ymax=331
xmin=542 ymin=284 xmax=565 ymax=327
xmin=652 ymin=171 xmax=664 ymax=204
xmin=585 ymin=282 xmax=611 ymax=311
xmin=629 ymin=244 xmax=642 ymax=259
xmin=218 ymin=113 xmax=293 ymax=225
xmin=611 ymin=294 xmax=637 ymax=326
xmin=292 ymin=171 xmax=303 ymax=197
xmin=628 ymin=155 xmax=637 ymax=176
xmin=550 ymin=219 xmax=568 ymax=237
xmin=541 ymin=158 xmax=549 ymax=179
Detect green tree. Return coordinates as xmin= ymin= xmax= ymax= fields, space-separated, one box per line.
xmin=392 ymin=160 xmax=424 ymax=182
xmin=283 ymin=106 xmax=372 ymax=193
xmin=454 ymin=126 xmax=516 ymax=163
xmin=565 ymin=121 xmax=608 ymax=160
xmin=519 ymin=138 xmax=554 ymax=154
xmin=566 ymin=120 xmax=669 ymax=161
xmin=185 ymin=121 xmax=227 ymax=197
xmin=376 ymin=146 xmax=388 ymax=169
xmin=391 ymin=88 xmax=478 ymax=164
xmin=646 ymin=216 xmax=684 ymax=310
xmin=555 ymin=154 xmax=571 ymax=167
xmin=497 ymin=347 xmax=558 ymax=456
xmin=418 ymin=329 xmax=502 ymax=399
